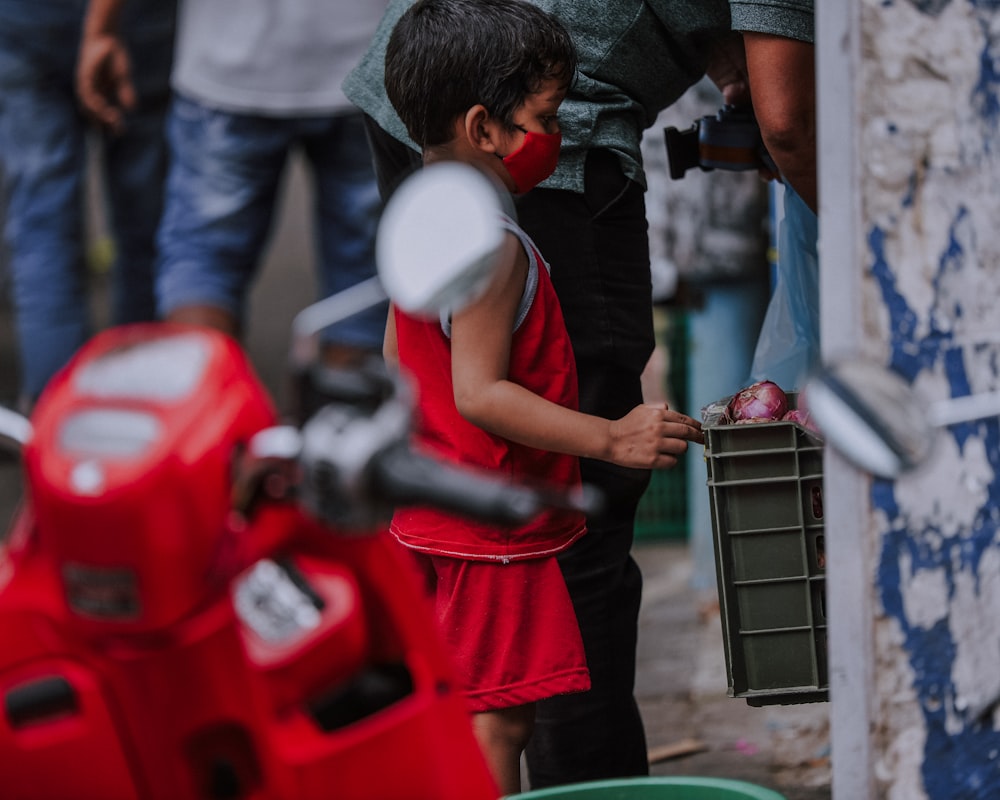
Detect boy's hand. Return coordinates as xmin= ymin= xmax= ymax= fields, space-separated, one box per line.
xmin=607 ymin=403 xmax=704 ymax=469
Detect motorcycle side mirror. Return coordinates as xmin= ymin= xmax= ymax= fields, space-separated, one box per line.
xmin=804 ymin=358 xmax=1000 ymax=478
xmin=290 ymin=161 xmax=509 ymax=365
xmin=376 ymin=161 xmax=509 ymax=316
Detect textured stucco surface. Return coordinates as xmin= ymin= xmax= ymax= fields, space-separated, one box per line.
xmin=859 ymin=1 xmax=1000 ymax=797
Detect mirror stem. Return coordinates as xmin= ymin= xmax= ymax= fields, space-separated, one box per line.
xmin=0 ymin=406 xmax=31 ymax=455
xmin=289 ymin=276 xmax=388 ymax=369
xmin=928 ymin=392 xmax=1000 ymax=428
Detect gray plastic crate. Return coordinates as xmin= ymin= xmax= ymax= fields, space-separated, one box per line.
xmin=703 ymin=394 xmax=828 ymax=706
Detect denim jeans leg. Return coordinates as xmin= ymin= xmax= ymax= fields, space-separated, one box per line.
xmin=156 ymin=96 xmax=290 ymax=326
xmin=302 ymin=112 xmax=387 ymax=351
xmin=518 ymin=149 xmax=656 ymax=786
xmin=0 ymin=10 xmax=90 ymax=400
xmin=102 ymin=114 xmax=166 ymax=326
xmin=101 ymin=2 xmax=174 ymax=326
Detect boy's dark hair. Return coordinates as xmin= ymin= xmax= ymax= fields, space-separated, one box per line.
xmin=385 ymin=0 xmax=577 ymax=148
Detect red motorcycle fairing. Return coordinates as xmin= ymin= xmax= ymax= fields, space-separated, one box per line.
xmin=0 ymin=324 xmax=499 ymax=800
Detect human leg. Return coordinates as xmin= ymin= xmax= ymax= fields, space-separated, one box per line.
xmin=0 ymin=5 xmax=90 ymax=401
xmin=155 ymin=95 xmax=290 ymax=335
xmin=472 ymin=704 xmax=536 ymax=796
xmin=399 ymin=547 xmax=537 ymax=795
xmin=301 ymin=111 xmax=387 ymax=360
xmin=419 ymin=553 xmax=590 ymax=787
xmin=518 ymin=149 xmax=656 ymax=786
xmin=100 ymin=1 xmax=174 ymax=326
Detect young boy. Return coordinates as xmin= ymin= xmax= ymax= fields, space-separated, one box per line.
xmin=382 ymin=0 xmax=704 ymax=793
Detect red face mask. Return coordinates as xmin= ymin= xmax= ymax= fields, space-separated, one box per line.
xmin=500 ymin=128 xmax=562 ymax=194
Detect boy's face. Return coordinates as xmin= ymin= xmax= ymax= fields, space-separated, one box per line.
xmin=489 ymin=76 xmax=567 ymax=193
xmin=443 ymin=76 xmax=568 ymax=194
xmin=507 ymin=77 xmax=567 ymax=137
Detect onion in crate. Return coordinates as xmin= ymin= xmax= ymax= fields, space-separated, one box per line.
xmin=725 ymin=380 xmax=789 ymax=423
xmin=782 ymin=407 xmax=820 ymax=433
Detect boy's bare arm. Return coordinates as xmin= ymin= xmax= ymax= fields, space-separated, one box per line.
xmin=450 ymin=235 xmax=703 ymax=470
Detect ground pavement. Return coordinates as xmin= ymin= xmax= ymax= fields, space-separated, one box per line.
xmin=634 ymin=541 xmax=832 ymax=800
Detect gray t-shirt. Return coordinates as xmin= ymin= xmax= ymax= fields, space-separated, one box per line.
xmin=172 ymin=0 xmax=388 ymax=115
xmin=729 ymin=0 xmax=813 ymax=43
xmin=343 ymin=0 xmax=732 ymax=193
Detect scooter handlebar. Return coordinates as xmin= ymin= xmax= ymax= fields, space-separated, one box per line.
xmin=369 ymin=441 xmax=602 ymax=527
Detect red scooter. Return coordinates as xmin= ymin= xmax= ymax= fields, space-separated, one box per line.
xmin=0 ymin=165 xmax=584 ymax=799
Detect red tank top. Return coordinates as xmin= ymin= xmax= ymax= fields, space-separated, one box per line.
xmin=390 ymin=217 xmax=586 ymax=561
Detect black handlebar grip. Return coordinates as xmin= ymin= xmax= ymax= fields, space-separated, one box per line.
xmin=369 ymin=442 xmax=548 ymax=526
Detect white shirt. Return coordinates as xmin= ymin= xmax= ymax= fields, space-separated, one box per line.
xmin=172 ymin=0 xmax=388 ymax=116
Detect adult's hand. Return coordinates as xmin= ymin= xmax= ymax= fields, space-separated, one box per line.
xmin=76 ymin=0 xmax=135 ymax=133
xmin=706 ymin=33 xmax=750 ymax=107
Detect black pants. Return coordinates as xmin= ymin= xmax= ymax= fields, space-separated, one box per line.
xmin=363 ymin=118 xmax=655 ymax=786
xmin=517 ymin=152 xmax=654 ymax=787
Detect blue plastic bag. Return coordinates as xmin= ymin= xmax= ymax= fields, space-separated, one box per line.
xmin=749 ymin=184 xmax=819 ymax=390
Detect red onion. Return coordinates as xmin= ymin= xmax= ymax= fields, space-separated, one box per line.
xmin=726 ymin=381 xmax=788 ymax=422
xmin=782 ymin=408 xmax=818 ymax=432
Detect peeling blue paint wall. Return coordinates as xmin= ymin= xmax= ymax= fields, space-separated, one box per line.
xmin=863 ymin=2 xmax=1000 ymax=795
xmin=869 ymin=223 xmax=1000 ymax=796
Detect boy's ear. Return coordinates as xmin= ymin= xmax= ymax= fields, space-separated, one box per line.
xmin=462 ymin=104 xmax=501 ymax=154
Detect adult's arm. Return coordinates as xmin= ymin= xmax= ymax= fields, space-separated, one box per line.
xmin=76 ymin=0 xmax=135 ymax=132
xmin=742 ymin=32 xmax=817 ymax=212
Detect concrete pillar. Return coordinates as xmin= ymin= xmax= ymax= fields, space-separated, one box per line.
xmin=821 ymin=2 xmax=1000 ymax=797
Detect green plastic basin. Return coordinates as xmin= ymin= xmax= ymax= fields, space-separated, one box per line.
xmin=508 ymin=776 xmax=788 ymax=800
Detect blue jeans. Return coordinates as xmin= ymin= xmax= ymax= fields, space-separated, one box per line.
xmin=0 ymin=0 xmax=174 ymax=401
xmin=157 ymin=95 xmax=387 ymax=350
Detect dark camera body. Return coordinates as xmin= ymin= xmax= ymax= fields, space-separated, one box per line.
xmin=664 ymin=105 xmax=777 ymax=180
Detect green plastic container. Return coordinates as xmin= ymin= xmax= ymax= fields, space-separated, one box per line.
xmin=703 ymin=393 xmax=828 ymax=706
xmin=508 ymin=776 xmax=787 ymax=799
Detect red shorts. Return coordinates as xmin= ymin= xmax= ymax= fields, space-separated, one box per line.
xmin=402 ymin=548 xmax=590 ymax=713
